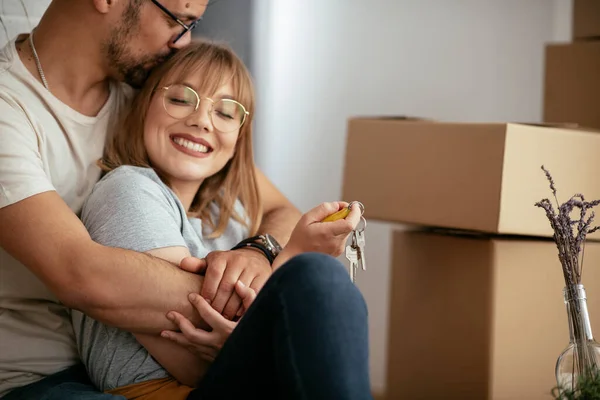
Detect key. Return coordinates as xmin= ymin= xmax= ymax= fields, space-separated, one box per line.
xmin=355 ymin=228 xmax=367 ymax=271
xmin=345 ymin=243 xmax=359 ymax=283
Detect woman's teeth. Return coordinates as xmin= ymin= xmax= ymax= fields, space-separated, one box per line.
xmin=173 ymin=137 xmax=209 ymax=153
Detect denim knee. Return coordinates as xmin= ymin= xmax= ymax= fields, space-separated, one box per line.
xmin=279 ymin=252 xmax=347 ymax=282
xmin=274 ymin=253 xmax=367 ymax=312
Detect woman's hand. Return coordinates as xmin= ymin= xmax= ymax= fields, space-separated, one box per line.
xmin=272 ymin=202 xmax=361 ymax=270
xmin=161 ymin=280 xmax=257 ymax=361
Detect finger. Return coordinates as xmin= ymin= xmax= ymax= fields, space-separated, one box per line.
xmin=187 ymin=293 xmax=236 ymax=332
xmin=223 ymin=269 xmax=254 ymax=320
xmin=304 ymin=202 xmax=342 ymax=223
xmin=248 ymin=270 xmax=268 ymax=293
xmin=221 ymin=291 xmax=242 ymax=320
xmin=166 ymin=310 xmax=212 ymax=343
xmin=343 ymin=203 xmax=362 ymax=231
xmin=237 ymin=278 xmax=262 ymax=317
xmin=160 ymin=331 xmax=218 ymax=361
xmin=328 ymin=216 xmax=356 ymax=237
xmin=326 ymin=202 xmax=361 ymax=236
xmin=235 ymin=280 xmax=257 ymax=311
xmin=160 ymin=330 xmax=194 ymax=348
xmin=334 ymin=201 xmax=350 ymax=210
xmin=211 ymin=260 xmax=243 ymax=315
xmin=179 ymin=257 xmax=207 ymax=274
xmin=200 ymin=253 xmax=226 ymax=302
xmin=236 ymin=274 xmax=266 ymax=317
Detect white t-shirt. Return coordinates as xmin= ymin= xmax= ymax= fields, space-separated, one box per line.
xmin=0 ymin=34 xmax=132 ymax=397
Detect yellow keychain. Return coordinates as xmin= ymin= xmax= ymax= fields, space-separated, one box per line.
xmin=322 ymin=201 xmax=364 ymax=222
xmin=322 ymin=208 xmax=350 ymax=222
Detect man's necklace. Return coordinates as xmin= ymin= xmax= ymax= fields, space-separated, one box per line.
xmin=28 ymin=30 xmax=49 ymax=90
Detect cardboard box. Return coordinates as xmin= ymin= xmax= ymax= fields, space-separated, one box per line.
xmin=341 ymin=118 xmax=600 ymax=239
xmin=573 ymin=0 xmax=600 ymax=40
xmin=386 ymin=230 xmax=600 ymax=400
xmin=544 ymin=42 xmax=600 ymax=131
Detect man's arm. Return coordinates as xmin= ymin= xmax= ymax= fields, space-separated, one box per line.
xmin=0 ymin=191 xmax=206 ymax=334
xmin=254 ymin=167 xmax=302 ymax=245
xmin=136 ymin=247 xmax=210 ymax=387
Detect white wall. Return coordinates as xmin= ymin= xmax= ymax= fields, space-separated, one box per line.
xmin=194 ymin=0 xmax=254 ymax=71
xmin=0 ymin=0 xmax=50 ymax=47
xmin=552 ymin=0 xmax=572 ymax=42
xmin=252 ymin=0 xmax=572 ymax=395
xmin=252 ymin=0 xmax=571 ymax=212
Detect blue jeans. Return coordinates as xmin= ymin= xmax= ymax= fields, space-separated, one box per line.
xmin=3 ymin=253 xmax=371 ymax=400
xmin=189 ymin=253 xmax=372 ymax=399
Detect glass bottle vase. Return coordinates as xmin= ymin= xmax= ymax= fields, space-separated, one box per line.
xmin=555 ymin=285 xmax=600 ymax=396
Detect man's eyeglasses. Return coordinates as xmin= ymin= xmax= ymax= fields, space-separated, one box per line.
xmin=151 ymin=0 xmax=202 ymax=43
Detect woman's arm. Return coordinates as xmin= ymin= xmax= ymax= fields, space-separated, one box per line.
xmin=71 ymin=168 xmax=212 ymax=385
xmin=254 ymin=167 xmax=302 ymax=246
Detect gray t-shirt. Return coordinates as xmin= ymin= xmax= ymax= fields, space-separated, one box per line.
xmin=71 ymin=165 xmax=249 ymax=391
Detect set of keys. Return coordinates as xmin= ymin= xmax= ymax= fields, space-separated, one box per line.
xmin=322 ymin=201 xmax=367 ymax=283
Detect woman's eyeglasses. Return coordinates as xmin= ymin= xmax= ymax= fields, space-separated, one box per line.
xmin=161 ymin=84 xmax=249 ymax=133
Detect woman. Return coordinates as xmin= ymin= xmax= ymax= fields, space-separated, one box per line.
xmin=72 ymin=40 xmax=371 ymax=400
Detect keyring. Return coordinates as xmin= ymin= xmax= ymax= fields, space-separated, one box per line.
xmin=348 ymin=201 xmax=365 ymax=216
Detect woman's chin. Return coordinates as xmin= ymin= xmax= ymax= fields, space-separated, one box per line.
xmin=158 ymin=161 xmax=222 ymax=186
xmin=166 ymin=168 xmax=211 ymax=183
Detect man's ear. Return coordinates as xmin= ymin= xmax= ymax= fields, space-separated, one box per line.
xmin=92 ymin=0 xmax=120 ymax=14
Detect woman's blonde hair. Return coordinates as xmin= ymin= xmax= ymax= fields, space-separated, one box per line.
xmin=101 ymin=39 xmax=262 ymax=237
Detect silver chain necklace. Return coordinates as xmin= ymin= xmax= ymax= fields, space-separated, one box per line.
xmin=28 ymin=30 xmax=49 ymax=90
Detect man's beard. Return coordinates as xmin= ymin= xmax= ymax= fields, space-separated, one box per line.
xmin=104 ymin=34 xmax=174 ymax=88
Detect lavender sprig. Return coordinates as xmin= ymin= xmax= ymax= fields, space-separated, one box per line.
xmin=535 ymin=166 xmax=600 ymax=286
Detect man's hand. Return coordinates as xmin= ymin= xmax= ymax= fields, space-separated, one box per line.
xmin=179 ymin=249 xmax=271 ymax=320
xmin=161 ymin=280 xmax=257 ymax=362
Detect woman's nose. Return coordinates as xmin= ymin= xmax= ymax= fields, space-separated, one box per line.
xmin=185 ymin=102 xmax=213 ymax=131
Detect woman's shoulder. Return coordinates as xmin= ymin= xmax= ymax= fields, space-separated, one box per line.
xmin=84 ymin=166 xmax=179 ymax=216
xmin=81 ymin=165 xmax=188 ymax=253
xmin=94 ymin=166 xmax=166 ymax=195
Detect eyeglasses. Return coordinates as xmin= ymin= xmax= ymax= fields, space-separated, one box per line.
xmin=150 ymin=0 xmax=202 ymax=43
xmin=161 ymin=84 xmax=249 ymax=133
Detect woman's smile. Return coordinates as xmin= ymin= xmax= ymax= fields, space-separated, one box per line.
xmin=170 ymin=133 xmax=213 ymax=158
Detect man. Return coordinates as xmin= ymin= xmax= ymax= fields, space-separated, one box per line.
xmin=0 ymin=0 xmax=301 ymax=398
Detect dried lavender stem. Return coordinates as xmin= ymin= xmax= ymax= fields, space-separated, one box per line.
xmin=537 ymin=166 xmax=600 ymax=394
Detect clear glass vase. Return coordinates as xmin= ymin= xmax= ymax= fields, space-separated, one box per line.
xmin=555 ymin=285 xmax=600 ymax=395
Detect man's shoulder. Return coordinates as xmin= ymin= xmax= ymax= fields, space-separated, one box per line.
xmin=0 ymin=36 xmax=31 ymax=94
xmin=0 ymin=38 xmax=45 ymax=121
xmin=0 ymin=36 xmax=18 ymax=76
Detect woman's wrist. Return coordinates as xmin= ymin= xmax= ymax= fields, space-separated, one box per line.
xmin=272 ymin=244 xmax=300 ymax=271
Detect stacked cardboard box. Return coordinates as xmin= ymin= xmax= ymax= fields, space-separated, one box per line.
xmin=342 ymin=117 xmax=600 ymax=399
xmin=543 ymin=0 xmax=600 ymax=129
